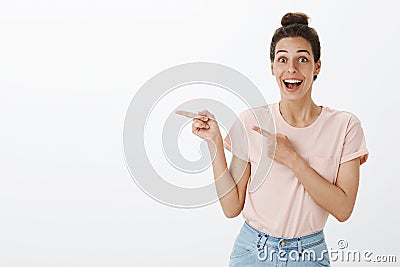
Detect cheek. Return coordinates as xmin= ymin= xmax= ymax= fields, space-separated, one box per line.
xmin=301 ymin=66 xmax=315 ymax=78
xmin=272 ymin=64 xmax=283 ymax=76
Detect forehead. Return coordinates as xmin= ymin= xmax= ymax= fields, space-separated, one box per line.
xmin=275 ymin=37 xmax=312 ymax=54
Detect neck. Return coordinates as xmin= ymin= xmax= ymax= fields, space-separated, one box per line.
xmin=279 ymin=97 xmax=321 ymax=128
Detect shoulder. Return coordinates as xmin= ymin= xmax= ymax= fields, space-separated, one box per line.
xmin=240 ymin=104 xmax=271 ymax=114
xmin=239 ymin=104 xmax=274 ymax=118
xmin=323 ymin=106 xmax=362 ymax=126
xmin=238 ymin=104 xmax=274 ymax=126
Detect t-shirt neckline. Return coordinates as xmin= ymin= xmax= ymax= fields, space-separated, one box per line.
xmin=274 ymin=102 xmax=325 ymax=130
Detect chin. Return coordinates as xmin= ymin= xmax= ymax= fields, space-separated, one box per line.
xmin=280 ymin=91 xmax=304 ymax=101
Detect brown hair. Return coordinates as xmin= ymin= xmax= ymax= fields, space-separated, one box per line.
xmin=270 ymin=12 xmax=321 ymax=80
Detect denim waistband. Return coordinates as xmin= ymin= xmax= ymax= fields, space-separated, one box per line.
xmin=243 ymin=220 xmax=325 ymax=252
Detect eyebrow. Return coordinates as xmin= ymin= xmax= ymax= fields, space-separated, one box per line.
xmin=276 ymin=49 xmax=311 ymax=55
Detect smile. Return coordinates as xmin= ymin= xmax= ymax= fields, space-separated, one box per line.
xmin=283 ymin=79 xmax=303 ymax=91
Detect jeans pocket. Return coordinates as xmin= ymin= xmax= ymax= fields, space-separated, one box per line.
xmin=230 ymin=235 xmax=258 ymax=259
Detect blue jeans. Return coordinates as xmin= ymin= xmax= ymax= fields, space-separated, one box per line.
xmin=229 ymin=221 xmax=330 ymax=266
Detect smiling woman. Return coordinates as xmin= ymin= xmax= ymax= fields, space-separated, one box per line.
xmin=225 ymin=13 xmax=368 ymax=266
xmin=176 ymin=12 xmax=368 ymax=267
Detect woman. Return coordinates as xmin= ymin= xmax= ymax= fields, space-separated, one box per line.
xmin=177 ymin=12 xmax=368 ymax=266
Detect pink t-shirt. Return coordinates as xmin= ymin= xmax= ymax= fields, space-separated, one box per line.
xmin=223 ymin=103 xmax=368 ymax=238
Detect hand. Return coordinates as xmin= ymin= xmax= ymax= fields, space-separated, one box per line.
xmin=251 ymin=125 xmax=299 ymax=169
xmin=175 ymin=109 xmax=222 ymax=143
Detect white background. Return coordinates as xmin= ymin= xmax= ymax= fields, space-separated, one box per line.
xmin=1 ymin=0 xmax=399 ymax=266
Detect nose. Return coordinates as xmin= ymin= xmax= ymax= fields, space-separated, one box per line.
xmin=287 ymin=61 xmax=298 ymax=73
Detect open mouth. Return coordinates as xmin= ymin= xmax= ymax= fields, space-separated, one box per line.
xmin=283 ymin=79 xmax=303 ymax=91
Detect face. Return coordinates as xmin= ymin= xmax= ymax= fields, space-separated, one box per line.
xmin=271 ymin=37 xmax=321 ymax=101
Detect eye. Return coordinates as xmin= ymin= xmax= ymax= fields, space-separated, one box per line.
xmin=299 ymin=57 xmax=308 ymax=63
xmin=278 ymin=57 xmax=287 ymax=63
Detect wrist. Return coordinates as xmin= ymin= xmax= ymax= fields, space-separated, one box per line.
xmin=290 ymin=153 xmax=308 ymax=175
xmin=206 ymin=134 xmax=223 ymax=150
xmin=206 ymin=135 xmax=224 ymax=162
xmin=207 ymin=134 xmax=223 ymax=145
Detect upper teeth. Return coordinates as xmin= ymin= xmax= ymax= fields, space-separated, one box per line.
xmin=284 ymin=79 xmax=302 ymax=84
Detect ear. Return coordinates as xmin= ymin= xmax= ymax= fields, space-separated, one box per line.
xmin=314 ymin=59 xmax=321 ymax=75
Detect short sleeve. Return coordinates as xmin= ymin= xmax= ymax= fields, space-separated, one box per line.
xmin=223 ymin=112 xmax=250 ymax=162
xmin=340 ymin=114 xmax=369 ymax=165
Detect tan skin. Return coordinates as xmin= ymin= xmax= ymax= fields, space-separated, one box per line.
xmin=176 ymin=37 xmax=361 ymax=222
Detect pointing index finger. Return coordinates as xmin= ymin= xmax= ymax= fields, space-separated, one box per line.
xmin=251 ymin=125 xmax=273 ymax=137
xmin=175 ymin=110 xmax=197 ymax=119
xmin=175 ymin=109 xmax=214 ymax=122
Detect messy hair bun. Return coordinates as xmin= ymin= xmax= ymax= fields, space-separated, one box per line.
xmin=281 ymin=12 xmax=309 ymax=27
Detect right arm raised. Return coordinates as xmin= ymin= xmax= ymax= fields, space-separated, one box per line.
xmin=208 ymin=137 xmax=251 ymax=218
xmin=175 ymin=109 xmax=251 ymax=218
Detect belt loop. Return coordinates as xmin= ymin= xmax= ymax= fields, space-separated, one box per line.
xmin=297 ymin=237 xmax=302 ymax=254
xmin=257 ymin=233 xmax=269 ymax=261
xmin=257 ymin=233 xmax=268 ymax=251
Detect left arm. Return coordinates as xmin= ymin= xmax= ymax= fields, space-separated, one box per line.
xmin=252 ymin=126 xmax=361 ymax=222
xmin=290 ymin=154 xmax=360 ymax=222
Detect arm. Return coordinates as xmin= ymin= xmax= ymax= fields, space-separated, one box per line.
xmin=207 ymin=137 xmax=251 ymax=218
xmin=252 ymin=126 xmax=362 ymax=222
xmin=290 ymin=155 xmax=360 ymax=222
xmin=176 ymin=109 xmax=251 ymax=218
